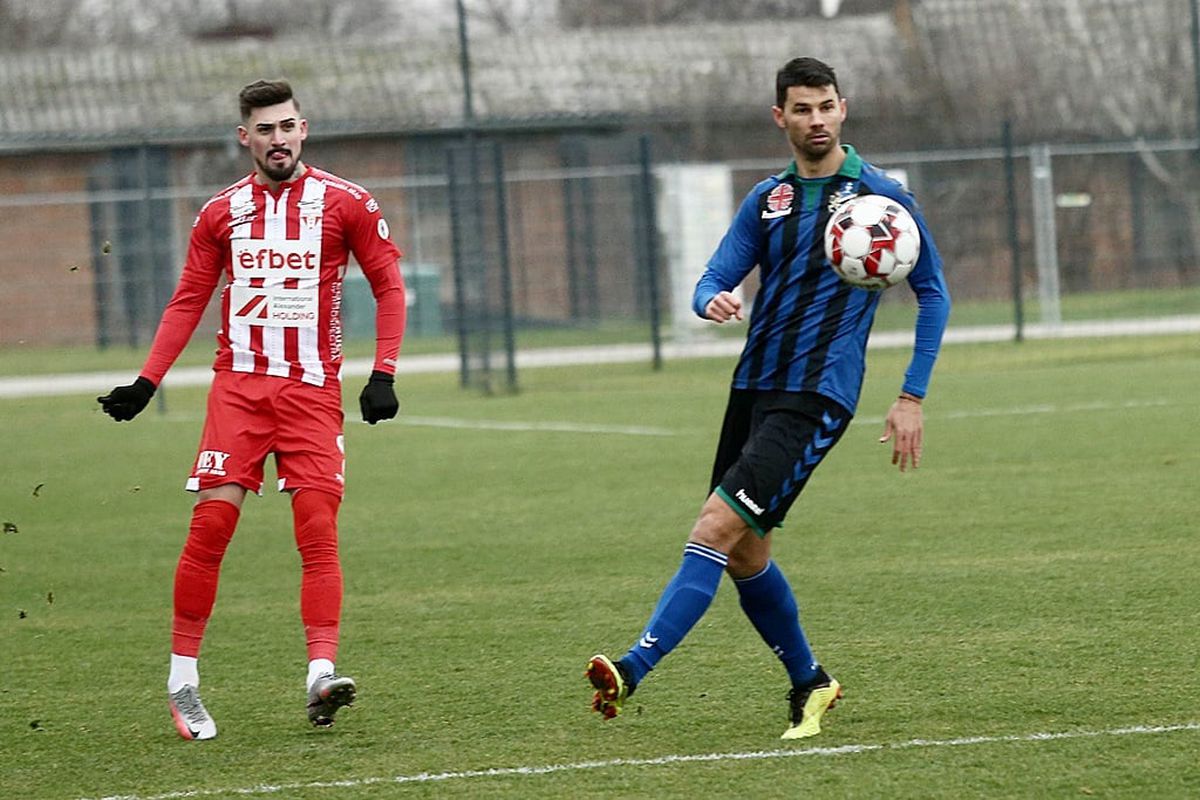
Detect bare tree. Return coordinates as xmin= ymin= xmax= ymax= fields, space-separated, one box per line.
xmin=558 ymin=0 xmax=830 ymax=27
xmin=184 ymin=0 xmax=396 ymax=40
xmin=466 ymin=0 xmax=555 ymax=35
xmin=0 ymin=0 xmax=399 ymax=48
xmin=1068 ymin=2 xmax=1200 ymax=282
xmin=0 ymin=0 xmax=84 ymax=49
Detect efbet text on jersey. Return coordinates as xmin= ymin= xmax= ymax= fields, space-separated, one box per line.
xmin=235 ymin=244 xmax=319 ymax=271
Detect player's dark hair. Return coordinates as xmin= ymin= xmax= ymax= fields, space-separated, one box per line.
xmin=238 ymin=79 xmax=298 ymax=120
xmin=775 ymin=57 xmax=840 ymax=107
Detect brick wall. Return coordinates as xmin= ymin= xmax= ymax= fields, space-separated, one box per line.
xmin=0 ymin=153 xmax=102 ymax=346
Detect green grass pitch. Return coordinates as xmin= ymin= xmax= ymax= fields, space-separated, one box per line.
xmin=1 ymin=334 xmax=1198 ymax=799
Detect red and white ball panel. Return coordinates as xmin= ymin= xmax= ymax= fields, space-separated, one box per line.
xmin=823 ymin=194 xmax=921 ymax=289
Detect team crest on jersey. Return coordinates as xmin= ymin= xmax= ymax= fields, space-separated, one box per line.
xmin=300 ymin=212 xmax=321 ymax=233
xmin=762 ymin=183 xmax=795 ymax=219
xmin=827 ymin=181 xmax=859 ymax=213
xmin=299 ymin=199 xmax=325 ymax=233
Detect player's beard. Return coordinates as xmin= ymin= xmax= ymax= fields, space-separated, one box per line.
xmin=258 ymin=149 xmax=298 ymax=183
xmin=795 ymin=132 xmax=837 ymax=163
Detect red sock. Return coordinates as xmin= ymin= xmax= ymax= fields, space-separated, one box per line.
xmin=292 ymin=489 xmax=343 ymax=662
xmin=172 ymin=499 xmax=240 ymax=657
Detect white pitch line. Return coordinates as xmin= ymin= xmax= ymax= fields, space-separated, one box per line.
xmin=852 ymin=397 xmax=1176 ymax=426
xmin=403 ymin=399 xmax=1177 ymax=434
xmin=399 ymin=415 xmax=673 ymax=436
xmin=140 ymin=398 xmax=1180 ymax=432
xmin=82 ymin=722 xmax=1200 ymax=800
xmin=126 ymin=413 xmax=674 ymax=437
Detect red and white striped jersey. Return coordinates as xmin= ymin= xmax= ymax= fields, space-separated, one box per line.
xmin=141 ymin=166 xmax=405 ymax=388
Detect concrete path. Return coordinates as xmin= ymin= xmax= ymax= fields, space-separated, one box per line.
xmin=2 ymin=316 xmax=1196 ymax=399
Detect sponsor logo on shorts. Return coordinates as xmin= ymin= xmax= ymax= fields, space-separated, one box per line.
xmin=196 ymin=450 xmax=231 ymax=477
xmin=736 ymin=488 xmax=765 ymax=515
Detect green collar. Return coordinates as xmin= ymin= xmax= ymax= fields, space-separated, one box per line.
xmin=778 ymin=145 xmax=862 ymax=181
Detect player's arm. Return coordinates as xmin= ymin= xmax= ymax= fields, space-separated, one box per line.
xmin=879 ymin=207 xmax=951 ymax=471
xmin=98 ymin=212 xmax=224 ymax=422
xmin=693 ymin=188 xmax=763 ymax=324
xmin=347 ymin=193 xmax=405 ymax=424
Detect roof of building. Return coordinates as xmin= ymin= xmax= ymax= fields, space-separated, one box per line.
xmin=0 ymin=1 xmax=1187 ymax=148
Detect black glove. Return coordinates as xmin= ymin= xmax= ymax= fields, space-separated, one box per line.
xmin=359 ymin=370 xmax=399 ymax=424
xmin=97 ymin=376 xmax=156 ymax=421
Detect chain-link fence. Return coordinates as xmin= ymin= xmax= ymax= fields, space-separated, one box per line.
xmin=2 ymin=132 xmax=1198 ymax=372
xmin=729 ymin=138 xmax=1200 ymax=338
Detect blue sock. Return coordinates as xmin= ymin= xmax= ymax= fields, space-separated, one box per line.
xmin=620 ymin=543 xmax=728 ymax=685
xmin=733 ymin=560 xmax=819 ymax=687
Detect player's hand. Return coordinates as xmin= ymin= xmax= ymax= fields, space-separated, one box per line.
xmin=359 ymin=370 xmax=399 ymax=424
xmin=97 ymin=377 xmax=156 ymax=422
xmin=879 ymin=394 xmax=923 ymax=472
xmin=705 ymin=291 xmax=744 ymax=323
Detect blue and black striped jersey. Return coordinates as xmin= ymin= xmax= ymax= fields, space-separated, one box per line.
xmin=692 ymin=145 xmax=951 ymax=414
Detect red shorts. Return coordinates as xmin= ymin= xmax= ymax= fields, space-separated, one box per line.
xmin=186 ymin=370 xmax=346 ymax=498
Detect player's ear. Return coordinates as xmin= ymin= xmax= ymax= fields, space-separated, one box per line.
xmin=771 ymin=105 xmax=786 ymax=129
xmin=236 ymin=125 xmax=250 ymax=148
xmin=298 ymin=119 xmax=309 ymax=142
xmin=838 ymin=97 xmax=848 ymax=122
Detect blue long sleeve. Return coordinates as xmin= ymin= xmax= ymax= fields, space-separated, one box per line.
xmin=692 ymin=188 xmax=763 ymax=318
xmin=899 ymin=211 xmax=951 ymax=398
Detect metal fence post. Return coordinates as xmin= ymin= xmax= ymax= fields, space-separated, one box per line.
xmin=1029 ymin=143 xmax=1062 ymax=328
xmin=1003 ymin=120 xmax=1025 ymax=341
xmin=491 ymin=141 xmax=518 ymax=392
xmin=638 ymin=134 xmax=663 ymax=370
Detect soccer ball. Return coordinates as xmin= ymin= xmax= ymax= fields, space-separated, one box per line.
xmin=823 ymin=194 xmax=921 ymax=289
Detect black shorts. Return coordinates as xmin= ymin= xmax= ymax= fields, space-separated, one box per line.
xmin=711 ymin=389 xmax=852 ymax=536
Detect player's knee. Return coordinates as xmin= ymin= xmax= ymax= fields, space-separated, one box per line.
xmin=726 ymin=549 xmax=769 ymax=578
xmin=689 ymin=494 xmax=750 ymax=552
xmin=291 ymin=489 xmax=340 ymax=553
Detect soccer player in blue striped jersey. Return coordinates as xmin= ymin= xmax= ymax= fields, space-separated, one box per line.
xmin=587 ymin=57 xmax=950 ymax=739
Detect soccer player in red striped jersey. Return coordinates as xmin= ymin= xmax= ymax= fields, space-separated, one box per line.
xmin=98 ymin=79 xmax=406 ymax=740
